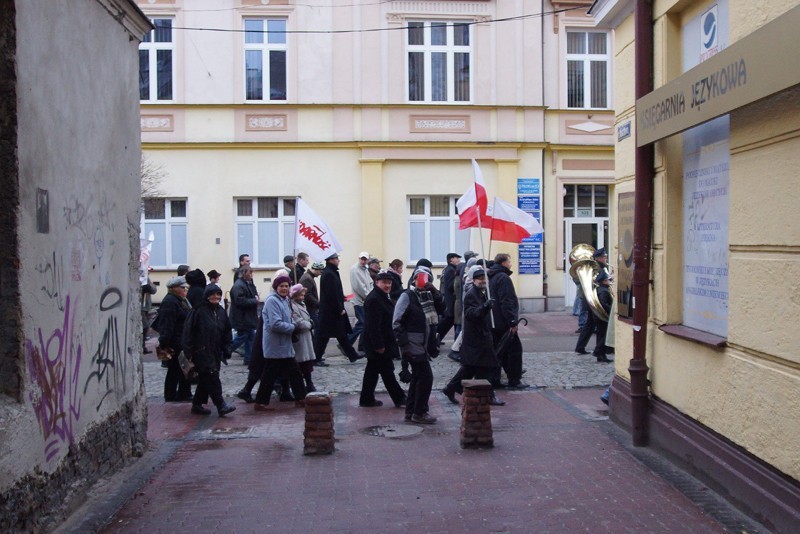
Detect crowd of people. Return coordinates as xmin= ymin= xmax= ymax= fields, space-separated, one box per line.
xmin=143 ymin=249 xmax=530 ymax=424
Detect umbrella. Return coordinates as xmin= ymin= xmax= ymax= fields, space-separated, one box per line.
xmin=493 ymin=317 xmax=528 ymax=356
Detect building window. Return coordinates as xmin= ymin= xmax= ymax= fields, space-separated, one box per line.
xmin=244 ymin=18 xmax=287 ymax=101
xmin=235 ymin=197 xmax=295 ymax=266
xmin=566 ymin=31 xmax=609 ymax=109
xmin=139 ymin=18 xmax=174 ymax=102
xmin=408 ymin=196 xmax=470 ymax=264
xmin=143 ymin=198 xmax=187 ymax=267
xmin=563 ymin=184 xmax=608 ymax=218
xmin=407 ymin=21 xmax=471 ymax=103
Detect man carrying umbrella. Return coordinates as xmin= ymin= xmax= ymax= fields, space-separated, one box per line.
xmin=441 ymin=268 xmax=505 ymax=406
xmin=488 ymin=253 xmax=529 ymax=389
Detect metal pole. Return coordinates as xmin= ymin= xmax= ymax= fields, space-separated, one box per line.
xmin=630 ymin=0 xmax=654 ymax=447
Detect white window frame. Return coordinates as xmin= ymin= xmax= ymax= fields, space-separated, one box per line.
xmin=565 ymin=30 xmax=610 ymax=109
xmin=407 ymin=196 xmax=470 ymax=265
xmin=234 ymin=197 xmax=296 ymax=267
xmin=142 ymin=198 xmax=188 ymax=268
xmin=406 ymin=21 xmax=472 ymax=104
xmin=139 ymin=17 xmax=175 ymax=103
xmin=243 ymin=18 xmax=288 ymax=102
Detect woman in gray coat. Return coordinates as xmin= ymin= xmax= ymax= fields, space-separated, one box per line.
xmin=289 ymin=284 xmax=316 ymax=393
xmin=253 ymin=275 xmax=307 ymax=411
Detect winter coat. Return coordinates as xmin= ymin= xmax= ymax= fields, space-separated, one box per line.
xmin=453 ymin=270 xmax=464 ymax=326
xmin=182 ymin=299 xmax=232 ymax=373
xmin=230 ymin=277 xmax=259 ymax=331
xmin=488 ymin=264 xmax=519 ymax=333
xmin=290 ymin=300 xmax=315 ymax=363
xmin=262 ymin=292 xmax=296 ymax=359
xmin=248 ymin=316 xmax=266 ymax=377
xmin=318 ymin=263 xmax=351 ymax=338
xmin=185 ymin=269 xmax=207 ymax=309
xmin=460 ymin=285 xmax=498 ymax=368
xmin=439 ymin=263 xmax=458 ymax=317
xmin=155 ymin=292 xmax=190 ymax=353
xmin=392 ymin=287 xmax=444 ymax=363
xmin=349 ymin=263 xmax=373 ymax=306
xmin=597 ymin=284 xmax=613 ymax=319
xmin=363 ymin=287 xmax=399 ymax=360
xmin=388 ymin=270 xmax=404 ymax=303
xmin=299 ymin=271 xmax=320 ymax=315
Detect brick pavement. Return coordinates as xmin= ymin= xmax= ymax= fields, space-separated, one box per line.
xmin=61 ymin=312 xmax=762 ymax=533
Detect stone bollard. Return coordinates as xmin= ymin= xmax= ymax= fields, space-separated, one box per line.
xmin=303 ymin=392 xmax=335 ymax=455
xmin=460 ymin=379 xmax=494 ymax=449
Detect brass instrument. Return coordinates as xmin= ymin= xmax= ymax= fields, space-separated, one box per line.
xmin=569 ymin=244 xmax=609 ymax=322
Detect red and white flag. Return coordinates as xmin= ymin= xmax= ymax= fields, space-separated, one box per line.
xmin=490 ymin=197 xmax=544 ymax=243
xmin=456 ymin=159 xmax=492 ymax=229
xmin=295 ymin=198 xmax=343 ymax=260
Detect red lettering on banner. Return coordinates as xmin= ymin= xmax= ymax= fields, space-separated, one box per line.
xmin=298 ymin=220 xmax=332 ymax=251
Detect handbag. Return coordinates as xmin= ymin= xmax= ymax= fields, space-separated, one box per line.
xmin=177 ymin=351 xmax=199 ymax=382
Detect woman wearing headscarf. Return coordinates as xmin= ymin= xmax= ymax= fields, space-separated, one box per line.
xmin=253 ymin=275 xmax=307 ymax=411
xmin=182 ymin=284 xmax=236 ymax=416
xmin=157 ymin=276 xmax=193 ymax=402
xmin=289 ymin=284 xmax=317 ymax=393
xmin=393 ymin=265 xmax=444 ymax=424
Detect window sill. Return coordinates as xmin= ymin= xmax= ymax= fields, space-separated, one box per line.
xmin=659 ymin=324 xmax=727 ymax=349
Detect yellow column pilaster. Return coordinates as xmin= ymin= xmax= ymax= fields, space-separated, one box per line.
xmin=360 ymin=159 xmax=385 ymax=259
xmin=494 ymin=158 xmax=520 ymax=284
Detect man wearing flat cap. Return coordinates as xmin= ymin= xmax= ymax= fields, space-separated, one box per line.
xmin=436 ymin=252 xmax=461 ymax=343
xmin=314 ymin=253 xmax=362 ymax=364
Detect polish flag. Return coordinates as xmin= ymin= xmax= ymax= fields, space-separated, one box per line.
xmin=295 ymin=198 xmax=343 ymax=260
xmin=490 ymin=197 xmax=544 ymax=243
xmin=456 ymin=159 xmax=493 ymax=229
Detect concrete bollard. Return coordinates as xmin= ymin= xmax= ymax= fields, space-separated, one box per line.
xmin=303 ymin=392 xmax=335 ymax=455
xmin=460 ymin=379 xmax=494 ymax=449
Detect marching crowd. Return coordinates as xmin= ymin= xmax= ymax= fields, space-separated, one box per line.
xmin=143 ymin=249 xmax=532 ymax=423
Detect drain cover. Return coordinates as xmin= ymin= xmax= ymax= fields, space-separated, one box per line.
xmin=360 ymin=424 xmax=423 ymax=438
xmin=211 ymin=427 xmax=252 ymax=435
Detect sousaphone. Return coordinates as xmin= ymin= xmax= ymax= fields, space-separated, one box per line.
xmin=568 ymin=244 xmax=609 ymax=322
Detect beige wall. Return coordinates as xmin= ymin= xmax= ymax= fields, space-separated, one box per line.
xmin=609 ymin=0 xmax=800 ymax=479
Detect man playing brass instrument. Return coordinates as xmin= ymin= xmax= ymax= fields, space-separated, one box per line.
xmin=574 ymin=248 xmax=612 ymax=362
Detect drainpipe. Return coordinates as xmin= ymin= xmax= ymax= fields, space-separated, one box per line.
xmin=631 ymin=0 xmax=654 ymax=447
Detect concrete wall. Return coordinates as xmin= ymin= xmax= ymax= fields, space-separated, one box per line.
xmin=0 ymin=1 xmax=151 ymax=530
xmin=607 ymin=0 xmax=800 ymax=483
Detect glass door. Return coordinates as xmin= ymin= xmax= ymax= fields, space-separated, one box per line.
xmin=564 ymin=218 xmax=607 ymax=306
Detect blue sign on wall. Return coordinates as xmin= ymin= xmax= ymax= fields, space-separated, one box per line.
xmin=517 ymin=178 xmax=540 ymax=195
xmin=517 ymin=196 xmax=540 ymax=211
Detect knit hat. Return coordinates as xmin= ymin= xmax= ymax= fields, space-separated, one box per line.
xmin=272 ymin=275 xmax=292 ymax=290
xmin=289 ymin=283 xmax=305 ymax=297
xmin=311 ymin=261 xmax=325 ymax=270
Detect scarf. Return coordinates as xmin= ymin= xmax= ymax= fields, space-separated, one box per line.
xmin=413 ymin=287 xmax=438 ymax=325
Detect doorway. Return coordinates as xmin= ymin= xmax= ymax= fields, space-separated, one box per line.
xmin=564 ymin=218 xmax=607 ymax=307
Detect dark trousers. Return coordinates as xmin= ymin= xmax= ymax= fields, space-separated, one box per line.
xmin=164 ymin=354 xmax=192 ymax=401
xmin=491 ymin=330 xmax=523 ymax=385
xmin=360 ymin=356 xmax=406 ymax=406
xmin=575 ymin=309 xmax=598 ymax=352
xmin=592 ymin=320 xmax=609 ymax=357
xmin=254 ymin=358 xmax=307 ymax=405
xmin=194 ymin=370 xmax=224 ymax=409
xmin=314 ymin=316 xmax=360 ymax=360
xmin=347 ymin=305 xmax=366 ymax=350
xmin=436 ymin=315 xmax=455 ymax=340
xmin=446 ymin=364 xmax=495 ymax=394
xmin=405 ymin=360 xmax=433 ymax=417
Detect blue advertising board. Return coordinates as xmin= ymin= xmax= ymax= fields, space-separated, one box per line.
xmin=517 ymin=196 xmax=540 ymax=211
xmin=517 ymin=178 xmax=540 ymax=196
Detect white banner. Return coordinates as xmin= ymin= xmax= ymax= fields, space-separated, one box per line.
xmin=294 ymin=198 xmax=343 ymax=261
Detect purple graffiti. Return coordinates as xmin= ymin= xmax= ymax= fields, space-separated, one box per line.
xmin=298 ymin=220 xmax=332 ymax=251
xmin=25 ymin=295 xmax=82 ymax=462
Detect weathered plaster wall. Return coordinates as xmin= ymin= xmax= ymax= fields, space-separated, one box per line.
xmin=0 ymin=0 xmax=150 ymax=530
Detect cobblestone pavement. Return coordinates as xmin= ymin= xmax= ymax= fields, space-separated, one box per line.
xmin=141 ymin=312 xmax=614 ymax=399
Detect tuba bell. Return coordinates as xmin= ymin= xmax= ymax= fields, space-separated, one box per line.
xmin=569 ymin=244 xmax=609 ymax=322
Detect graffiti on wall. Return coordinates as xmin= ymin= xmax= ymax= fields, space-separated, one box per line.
xmin=83 ymin=287 xmax=130 ymax=411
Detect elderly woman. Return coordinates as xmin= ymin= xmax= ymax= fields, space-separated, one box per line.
xmin=253 ymin=275 xmax=307 ymax=411
xmin=157 ymin=276 xmax=193 ymax=403
xmin=289 ymin=284 xmax=316 ymax=393
xmin=182 ymin=284 xmax=236 ymax=416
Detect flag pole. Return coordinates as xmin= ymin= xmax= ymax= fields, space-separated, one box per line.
xmin=292 ymin=197 xmax=300 ymax=283
xmin=476 ymin=191 xmax=495 ymax=329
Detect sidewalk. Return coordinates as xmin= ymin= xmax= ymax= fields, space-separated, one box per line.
xmin=58 ymin=312 xmax=762 ymax=533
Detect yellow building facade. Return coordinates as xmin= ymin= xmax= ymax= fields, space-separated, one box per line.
xmin=595 ymin=0 xmax=800 ymax=530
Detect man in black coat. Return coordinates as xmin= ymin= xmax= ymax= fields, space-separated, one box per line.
xmin=592 ymin=271 xmax=613 ymax=363
xmin=441 ymin=269 xmax=505 ymax=406
xmin=229 ymin=265 xmax=259 ymax=366
xmin=358 ymin=272 xmax=407 ymax=408
xmin=488 ymin=253 xmax=528 ymax=389
xmin=313 ymin=253 xmax=362 ymax=364
xmin=436 ymin=252 xmax=461 ymax=342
